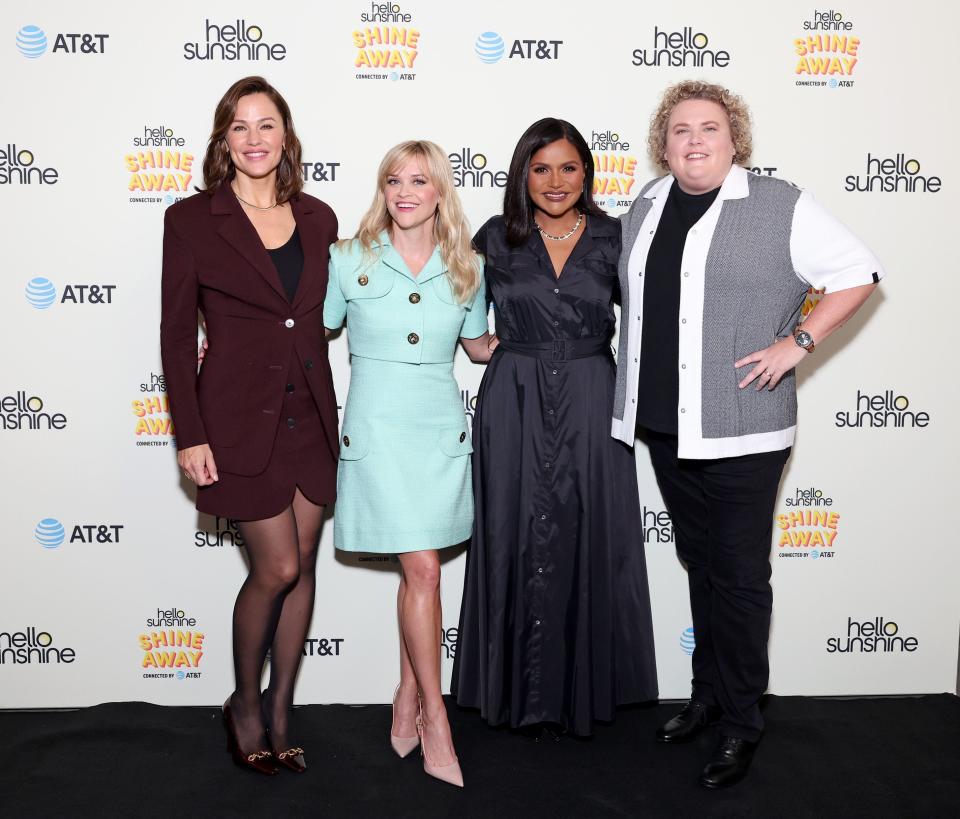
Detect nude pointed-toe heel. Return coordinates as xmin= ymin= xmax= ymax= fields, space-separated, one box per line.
xmin=390 ymin=684 xmax=420 ymax=758
xmin=417 ymin=708 xmax=464 ymax=788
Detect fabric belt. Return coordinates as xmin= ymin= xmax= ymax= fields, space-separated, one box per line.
xmin=497 ymin=336 xmax=611 ymax=362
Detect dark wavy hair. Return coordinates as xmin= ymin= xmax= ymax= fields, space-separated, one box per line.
xmin=201 ymin=76 xmax=303 ymax=202
xmin=503 ymin=118 xmax=603 ymax=246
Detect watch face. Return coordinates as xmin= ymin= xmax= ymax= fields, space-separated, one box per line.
xmin=796 ymin=330 xmax=812 ymax=347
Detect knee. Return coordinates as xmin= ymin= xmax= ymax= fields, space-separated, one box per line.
xmin=403 ymin=557 xmax=441 ymax=593
xmin=256 ymin=557 xmax=300 ymax=593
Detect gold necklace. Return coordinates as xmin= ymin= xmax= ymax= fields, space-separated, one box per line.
xmin=535 ymin=210 xmax=582 ymax=241
xmin=232 ymin=184 xmax=278 ymax=211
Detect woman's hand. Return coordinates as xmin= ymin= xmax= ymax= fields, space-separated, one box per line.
xmin=460 ymin=332 xmax=497 ymax=363
xmin=197 ymin=336 xmax=208 ymax=366
xmin=177 ymin=443 xmax=219 ymax=486
xmin=735 ymin=337 xmax=807 ymax=391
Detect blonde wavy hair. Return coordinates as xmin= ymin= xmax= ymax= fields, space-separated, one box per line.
xmin=648 ymin=80 xmax=752 ymax=173
xmin=349 ymin=140 xmax=481 ymax=305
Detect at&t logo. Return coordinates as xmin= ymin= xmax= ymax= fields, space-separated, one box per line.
xmin=22 ymin=277 xmax=117 ymax=307
xmin=33 ymin=518 xmax=123 ymax=548
xmin=680 ymin=627 xmax=695 ymax=656
xmin=835 ymin=390 xmax=930 ymax=429
xmin=184 ymin=19 xmax=286 ymax=61
xmin=301 ymin=161 xmax=341 ymax=183
xmin=304 ymin=637 xmax=345 ymax=657
xmin=0 ymin=144 xmax=59 ymax=185
xmin=474 ymin=31 xmax=562 ymax=63
xmin=15 ymin=24 xmax=108 ymax=57
xmin=845 ymin=154 xmax=941 ymax=194
xmin=449 ymin=148 xmax=506 ymax=189
xmin=632 ymin=27 xmax=730 ymax=68
xmin=35 ymin=518 xmax=65 ymax=548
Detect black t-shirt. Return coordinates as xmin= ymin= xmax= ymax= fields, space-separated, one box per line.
xmin=267 ymin=227 xmax=304 ymax=303
xmin=635 ymin=182 xmax=720 ymax=435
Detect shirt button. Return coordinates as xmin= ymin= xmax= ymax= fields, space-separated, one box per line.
xmin=543 ymin=462 xmax=551 ymax=470
xmin=552 ymin=320 xmax=559 ymax=326
xmin=680 ymin=408 xmax=686 ymax=414
xmin=358 ymin=274 xmax=369 ymax=286
xmin=287 ymin=417 xmax=296 ymax=428
xmin=681 ymin=318 xmax=687 ymax=324
xmin=684 ymin=271 xmax=690 ymax=277
xmin=304 ymin=359 xmax=314 ymax=370
xmin=540 ymin=514 xmax=548 ymax=520
xmin=547 ymin=409 xmax=554 ymax=415
xmin=681 ymin=364 xmax=687 ymax=370
xmin=342 ymin=435 xmax=350 ymax=446
xmin=284 ymin=318 xmax=295 ymax=328
xmin=534 ymin=619 xmax=541 ymax=626
xmin=634 ymin=358 xmax=638 ymax=363
xmin=538 ymin=567 xmax=543 ymax=574
xmin=409 ymin=292 xmax=421 ymax=304
xmin=553 ymin=288 xmax=559 ymax=294
xmin=632 ymin=398 xmax=636 ymax=403
xmin=285 ymin=383 xmax=295 ymax=393
xmin=459 ymin=432 xmax=466 ymax=442
xmin=407 ymin=332 xmax=419 ymax=345
xmin=551 ymin=369 xmax=558 ymax=375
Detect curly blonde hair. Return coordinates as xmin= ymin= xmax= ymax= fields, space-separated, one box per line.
xmin=648 ymin=81 xmax=752 ymax=173
xmin=349 ymin=140 xmax=481 ymax=305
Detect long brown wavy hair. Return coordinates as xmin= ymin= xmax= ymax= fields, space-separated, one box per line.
xmin=201 ymin=76 xmax=303 ymax=202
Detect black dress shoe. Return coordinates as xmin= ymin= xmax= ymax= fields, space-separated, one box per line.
xmin=699 ymin=735 xmax=758 ymax=789
xmin=655 ymin=700 xmax=721 ymax=743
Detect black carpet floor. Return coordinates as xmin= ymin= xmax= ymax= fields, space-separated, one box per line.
xmin=1 ymin=695 xmax=958 ymax=818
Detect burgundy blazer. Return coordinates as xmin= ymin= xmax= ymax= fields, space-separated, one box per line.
xmin=160 ymin=183 xmax=339 ymax=475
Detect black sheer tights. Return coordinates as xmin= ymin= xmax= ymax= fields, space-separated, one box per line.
xmin=228 ymin=488 xmax=324 ymax=753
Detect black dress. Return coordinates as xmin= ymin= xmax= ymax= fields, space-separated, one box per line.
xmin=451 ymin=214 xmax=658 ymax=736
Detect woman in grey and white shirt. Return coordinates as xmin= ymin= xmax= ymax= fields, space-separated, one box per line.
xmin=613 ymin=80 xmax=883 ymax=789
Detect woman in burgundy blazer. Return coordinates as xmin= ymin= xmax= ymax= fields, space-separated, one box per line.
xmin=160 ymin=76 xmax=338 ymax=775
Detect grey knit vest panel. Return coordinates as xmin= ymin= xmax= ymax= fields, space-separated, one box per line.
xmin=701 ymin=173 xmax=806 ymax=439
xmin=614 ymin=178 xmax=659 ymax=421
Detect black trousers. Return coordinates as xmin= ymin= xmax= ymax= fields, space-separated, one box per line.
xmin=644 ymin=430 xmax=790 ymax=742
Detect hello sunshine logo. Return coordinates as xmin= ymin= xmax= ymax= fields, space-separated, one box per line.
xmin=124 ymin=124 xmax=194 ymax=205
xmin=793 ymin=9 xmax=861 ymax=88
xmin=352 ymin=2 xmax=421 ymax=81
xmin=138 ymin=607 xmax=205 ymax=679
xmin=590 ymin=128 xmax=640 ymax=211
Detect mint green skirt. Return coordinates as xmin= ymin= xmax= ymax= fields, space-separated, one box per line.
xmin=333 ymin=356 xmax=473 ymax=553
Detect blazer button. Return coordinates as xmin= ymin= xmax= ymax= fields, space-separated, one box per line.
xmin=407 ymin=332 xmax=420 ymax=345
xmin=342 ymin=435 xmax=350 ymax=446
xmin=304 ymin=359 xmax=314 ymax=370
xmin=287 ymin=417 xmax=296 ymax=429
xmin=358 ymin=274 xmax=369 ymax=286
xmin=284 ymin=318 xmax=295 ymax=328
xmin=409 ymin=292 xmax=421 ymax=304
xmin=285 ymin=383 xmax=295 ymax=393
xmin=459 ymin=432 xmax=466 ymax=443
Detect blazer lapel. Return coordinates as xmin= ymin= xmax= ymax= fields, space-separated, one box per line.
xmin=290 ymin=195 xmax=321 ymax=311
xmin=211 ymin=183 xmax=288 ymax=304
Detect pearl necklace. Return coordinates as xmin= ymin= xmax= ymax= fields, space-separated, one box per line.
xmin=535 ymin=211 xmax=583 ymax=241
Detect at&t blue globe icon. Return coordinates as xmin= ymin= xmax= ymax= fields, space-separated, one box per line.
xmin=16 ymin=25 xmax=47 ymax=59
xmin=475 ymin=32 xmax=505 ymax=64
xmin=25 ymin=277 xmax=56 ymax=309
xmin=35 ymin=518 xmax=65 ymax=549
xmin=680 ymin=626 xmax=696 ymax=655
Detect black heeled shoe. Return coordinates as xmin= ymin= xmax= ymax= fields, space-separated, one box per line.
xmin=261 ymin=690 xmax=307 ymax=773
xmin=223 ymin=697 xmax=278 ymax=776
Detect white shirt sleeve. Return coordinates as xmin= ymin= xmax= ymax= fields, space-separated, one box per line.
xmin=790 ymin=190 xmax=886 ymax=292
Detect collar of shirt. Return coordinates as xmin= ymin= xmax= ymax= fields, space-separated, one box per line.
xmin=372 ymin=230 xmax=447 ymax=285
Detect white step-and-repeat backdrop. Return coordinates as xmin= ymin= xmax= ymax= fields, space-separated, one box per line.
xmin=2 ymin=0 xmax=957 ymax=707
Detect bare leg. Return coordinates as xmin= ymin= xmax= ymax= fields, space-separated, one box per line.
xmin=393 ymin=572 xmax=419 ymax=738
xmin=231 ymin=508 xmax=300 ymax=752
xmin=263 ymin=488 xmax=325 ymax=751
xmin=397 ymin=550 xmax=456 ymax=765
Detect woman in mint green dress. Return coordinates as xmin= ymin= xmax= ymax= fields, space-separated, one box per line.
xmin=323 ymin=141 xmax=491 ymax=788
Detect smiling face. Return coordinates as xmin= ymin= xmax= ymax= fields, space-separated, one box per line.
xmin=224 ymin=92 xmax=285 ymax=182
xmin=384 ymin=157 xmax=440 ymax=233
xmin=663 ymin=98 xmax=736 ymax=194
xmin=526 ymin=138 xmax=586 ymax=222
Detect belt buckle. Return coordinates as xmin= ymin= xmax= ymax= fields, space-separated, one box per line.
xmin=552 ymin=340 xmax=566 ymax=361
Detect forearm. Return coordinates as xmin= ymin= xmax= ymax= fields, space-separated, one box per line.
xmin=799 ymin=282 xmax=877 ymax=346
xmin=460 ymin=332 xmax=494 ymax=363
